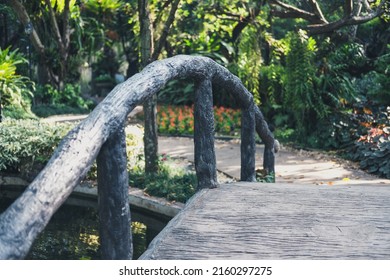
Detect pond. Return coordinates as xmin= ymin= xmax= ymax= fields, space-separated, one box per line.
xmin=0 ymin=194 xmax=168 ymax=260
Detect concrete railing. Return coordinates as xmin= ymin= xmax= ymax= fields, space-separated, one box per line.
xmin=0 ymin=55 xmax=276 ymax=260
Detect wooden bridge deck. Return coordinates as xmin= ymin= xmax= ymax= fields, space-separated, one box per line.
xmin=140 ymin=182 xmax=390 ymax=259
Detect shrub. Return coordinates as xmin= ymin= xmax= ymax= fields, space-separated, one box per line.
xmin=124 ymin=124 xmax=144 ymax=169
xmin=129 ymin=155 xmax=197 ymax=203
xmin=32 ymin=84 xmax=94 ymax=117
xmin=0 ymin=47 xmax=35 ymax=119
xmin=350 ymin=126 xmax=390 ymax=179
xmin=31 ymin=104 xmax=91 ymax=118
xmin=0 ymin=118 xmax=73 ymax=180
xmin=157 ymin=78 xmax=195 ymax=106
xmin=0 ymin=118 xmax=144 ymax=181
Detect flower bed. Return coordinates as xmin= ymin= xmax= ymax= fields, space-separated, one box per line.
xmin=157 ymin=105 xmax=241 ymax=136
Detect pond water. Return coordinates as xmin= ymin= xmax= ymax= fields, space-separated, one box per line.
xmin=0 ymin=195 xmax=168 ymax=260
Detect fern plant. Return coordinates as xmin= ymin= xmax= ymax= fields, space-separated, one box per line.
xmin=236 ymin=24 xmax=263 ymax=104
xmin=283 ymin=30 xmax=328 ymax=138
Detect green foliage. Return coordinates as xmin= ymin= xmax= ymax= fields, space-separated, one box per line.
xmin=82 ymin=0 xmax=122 ymax=14
xmin=0 ymin=47 xmax=35 ymax=119
xmin=315 ymin=42 xmax=360 ymax=111
xmin=157 ymin=78 xmax=195 ymax=106
xmin=365 ymin=49 xmax=390 ymax=104
xmin=129 ymin=155 xmax=197 ymax=203
xmin=32 ymin=83 xmax=94 ymax=117
xmin=236 ymin=25 xmax=262 ymax=104
xmin=0 ymin=118 xmax=73 ymax=179
xmin=283 ymin=30 xmax=325 ymax=138
xmin=305 ymin=113 xmax=359 ymax=150
xmin=124 ymin=124 xmax=145 ymax=169
xmin=0 ymin=119 xmax=144 ymax=183
xmin=350 ymin=126 xmax=390 ymax=179
xmin=31 ymin=104 xmax=90 ymax=118
xmin=256 ymin=170 xmax=275 ymax=183
xmin=274 ymin=127 xmax=295 ymax=143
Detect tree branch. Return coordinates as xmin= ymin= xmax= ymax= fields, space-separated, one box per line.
xmin=7 ymin=0 xmax=45 ymax=57
xmin=43 ymin=0 xmax=65 ymax=56
xmin=232 ymin=6 xmax=261 ymax=43
xmin=151 ymin=0 xmax=180 ymax=61
xmin=308 ymin=3 xmax=385 ymax=35
xmin=270 ymin=0 xmax=386 ymax=35
xmin=269 ymin=0 xmax=326 ymax=24
xmin=344 ymin=0 xmax=353 ymax=17
xmin=308 ymin=0 xmax=328 ymax=23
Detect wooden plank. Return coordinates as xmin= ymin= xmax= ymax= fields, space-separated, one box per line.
xmin=141 ymin=182 xmax=390 ymax=259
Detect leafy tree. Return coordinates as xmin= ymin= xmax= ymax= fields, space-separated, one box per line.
xmin=7 ymin=0 xmax=79 ymax=88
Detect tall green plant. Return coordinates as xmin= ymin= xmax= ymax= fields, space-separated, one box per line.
xmin=283 ymin=30 xmax=326 ymax=138
xmin=0 ymin=47 xmax=35 ymax=119
xmin=236 ymin=24 xmax=262 ymax=104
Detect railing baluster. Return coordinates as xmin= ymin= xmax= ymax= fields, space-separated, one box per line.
xmin=0 ymin=55 xmax=276 ymax=260
xmin=194 ymin=78 xmax=218 ymax=190
xmin=241 ymin=102 xmax=256 ymax=182
xmin=97 ymin=125 xmax=132 ymax=259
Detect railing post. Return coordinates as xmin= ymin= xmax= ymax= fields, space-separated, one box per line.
xmin=97 ymin=125 xmax=132 ymax=259
xmin=254 ymin=106 xmax=276 ymax=177
xmin=194 ymin=78 xmax=218 ymax=190
xmin=263 ymin=146 xmax=275 ymax=177
xmin=241 ymin=102 xmax=256 ymax=181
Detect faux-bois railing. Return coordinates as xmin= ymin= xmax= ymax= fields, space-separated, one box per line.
xmin=0 ymin=55 xmax=276 ymax=260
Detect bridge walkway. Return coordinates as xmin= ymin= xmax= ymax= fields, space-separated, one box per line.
xmin=141 ymin=182 xmax=390 ymax=259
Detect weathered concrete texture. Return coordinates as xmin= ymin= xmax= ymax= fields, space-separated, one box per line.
xmin=1 ymin=55 xmax=275 ymax=259
xmin=141 ymin=182 xmax=390 ymax=260
xmin=97 ymin=126 xmax=132 ymax=259
xmin=0 ymin=177 xmax=182 ymax=219
xmin=194 ymin=78 xmax=218 ymax=189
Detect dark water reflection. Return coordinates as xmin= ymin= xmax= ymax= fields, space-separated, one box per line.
xmin=0 ymin=196 xmax=167 ymax=260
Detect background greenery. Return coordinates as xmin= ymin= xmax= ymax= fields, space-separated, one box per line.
xmin=1 ymin=0 xmax=389 ymax=178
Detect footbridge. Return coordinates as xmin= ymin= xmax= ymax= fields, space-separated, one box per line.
xmin=141 ymin=182 xmax=390 ymax=259
xmin=1 ymin=55 xmax=389 ymax=260
xmin=0 ymin=55 xmax=276 ymax=259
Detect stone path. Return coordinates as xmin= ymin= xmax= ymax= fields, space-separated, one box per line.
xmin=43 ymin=113 xmax=390 ymax=187
xmin=158 ymin=136 xmax=390 ymax=187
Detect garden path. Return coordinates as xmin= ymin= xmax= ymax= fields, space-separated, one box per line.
xmin=158 ymin=136 xmax=390 ymax=187
xmin=43 ymin=112 xmax=389 ymax=186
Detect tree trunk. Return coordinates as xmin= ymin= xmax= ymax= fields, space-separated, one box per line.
xmin=143 ymin=96 xmax=159 ymax=173
xmin=138 ymin=0 xmax=159 ymax=174
xmin=8 ymin=0 xmax=71 ymax=88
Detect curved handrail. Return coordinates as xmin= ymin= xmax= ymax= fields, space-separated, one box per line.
xmin=0 ymin=55 xmax=276 ymax=259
